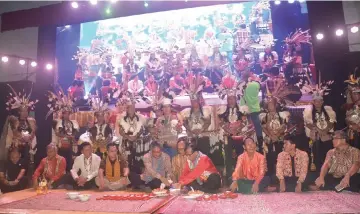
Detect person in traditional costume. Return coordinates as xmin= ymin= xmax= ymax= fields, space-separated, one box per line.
xmin=96 ymin=142 xmax=130 ymax=191
xmin=32 ymin=143 xmax=67 ymax=189
xmin=129 ymin=142 xmax=173 ymax=190
xmin=187 ymin=46 xmax=204 ymax=74
xmin=0 ymin=84 xmax=38 ymax=168
xmin=172 ymin=138 xmax=188 ymax=182
xmin=128 ymin=74 xmax=144 ymax=95
xmin=144 ymin=74 xmax=158 ymax=96
xmin=277 ymin=135 xmax=309 ymax=192
xmin=153 ymin=95 xmax=182 ymax=158
xmin=88 ymin=97 xmax=113 ymax=159
xmin=240 ymin=72 xmax=264 ymax=153
xmin=216 ymin=73 xmax=254 ymax=183
xmin=118 ymin=91 xmax=148 ymax=174
xmin=260 ymin=80 xmax=298 ymax=176
xmin=0 ymin=148 xmax=28 ymax=193
xmin=313 ymin=130 xmax=360 ymax=192
xmin=145 ymin=52 xmax=163 ymax=81
xmin=230 ymin=138 xmax=274 ymax=194
xmin=70 ymin=142 xmax=101 ymax=190
xmin=233 ymin=41 xmax=253 ymax=76
xmin=173 ymin=142 xmax=221 ymax=193
xmin=344 ymin=72 xmax=360 ymax=149
xmin=178 ymin=74 xmax=212 ymax=156
xmin=206 ymin=41 xmax=227 ymax=85
xmin=302 ymin=79 xmax=336 ymax=172
xmin=259 ymin=45 xmax=278 ymax=73
xmin=169 ymin=73 xmax=185 ymax=95
xmin=48 ymin=87 xmax=80 ymax=172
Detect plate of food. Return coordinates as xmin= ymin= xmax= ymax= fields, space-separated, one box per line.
xmin=183 ymin=190 xmax=204 ymax=199
xmin=152 ymin=188 xmax=168 ymax=197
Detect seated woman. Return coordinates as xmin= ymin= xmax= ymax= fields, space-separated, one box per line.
xmin=0 ymin=148 xmax=28 ymax=193
xmin=230 ymin=138 xmax=275 ymax=194
xmin=32 ymin=143 xmax=67 ymax=189
xmin=173 ymin=143 xmax=221 ymax=193
xmin=96 ymin=142 xmax=130 ymax=191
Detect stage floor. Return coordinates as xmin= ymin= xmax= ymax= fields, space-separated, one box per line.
xmin=1 ymin=189 xmax=360 ymax=214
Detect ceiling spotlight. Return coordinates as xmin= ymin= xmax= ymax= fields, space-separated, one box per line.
xmin=30 ymin=61 xmax=37 ymax=67
xmin=19 ymin=60 xmax=26 ymax=65
xmin=1 ymin=56 xmax=9 ymax=63
xmin=105 ymin=8 xmax=111 ymax=14
xmin=110 ymin=0 xmax=118 ymax=3
xmin=90 ymin=0 xmax=97 ymax=5
xmin=71 ymin=2 xmax=79 ymax=9
xmin=274 ymin=0 xmax=281 ymax=5
xmin=298 ymin=0 xmax=305 ymax=2
xmin=335 ymin=29 xmax=344 ymax=36
xmin=288 ymin=0 xmax=295 ymax=3
xmin=316 ymin=33 xmax=324 ymax=40
xmin=65 ymin=25 xmax=71 ymax=29
xmin=350 ymin=26 xmax=359 ymax=33
xmin=46 ymin=63 xmax=53 ymax=70
xmin=144 ymin=2 xmax=149 ymax=7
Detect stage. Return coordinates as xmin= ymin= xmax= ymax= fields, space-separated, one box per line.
xmin=1 ymin=189 xmax=360 ymax=214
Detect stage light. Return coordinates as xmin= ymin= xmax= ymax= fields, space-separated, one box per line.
xmin=110 ymin=0 xmax=118 ymax=3
xmin=144 ymin=2 xmax=148 ymax=7
xmin=90 ymin=0 xmax=97 ymax=5
xmin=185 ymin=0 xmax=188 ymax=2
xmin=1 ymin=56 xmax=9 ymax=63
xmin=335 ymin=29 xmax=344 ymax=36
xmin=351 ymin=26 xmax=359 ymax=33
xmin=288 ymin=0 xmax=295 ymax=3
xmin=65 ymin=25 xmax=71 ymax=29
xmin=316 ymin=33 xmax=324 ymax=40
xmin=84 ymin=95 xmax=88 ymax=100
xmin=105 ymin=8 xmax=111 ymax=15
xmin=71 ymin=2 xmax=79 ymax=9
xmin=298 ymin=0 xmax=305 ymax=3
xmin=274 ymin=1 xmax=281 ymax=5
xmin=46 ymin=63 xmax=53 ymax=70
xmin=31 ymin=61 xmax=37 ymax=67
xmin=19 ymin=60 xmax=26 ymax=65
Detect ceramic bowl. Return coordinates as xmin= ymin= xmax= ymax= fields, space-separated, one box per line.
xmin=67 ymin=192 xmax=80 ymax=200
xmin=169 ymin=188 xmax=181 ymax=195
xmin=78 ymin=194 xmax=91 ymax=202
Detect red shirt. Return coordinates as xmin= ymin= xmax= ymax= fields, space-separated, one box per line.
xmin=179 ymin=153 xmax=219 ymax=186
xmin=33 ymin=155 xmax=66 ymax=182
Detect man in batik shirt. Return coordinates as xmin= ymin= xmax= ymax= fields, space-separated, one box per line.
xmin=129 ymin=142 xmax=173 ymax=190
xmin=96 ymin=142 xmax=130 ymax=191
xmin=33 ymin=143 xmax=67 ymax=189
xmin=230 ymin=138 xmax=274 ymax=194
xmin=172 ymin=138 xmax=188 ymax=182
xmin=277 ymin=135 xmax=309 ymax=192
xmin=314 ymin=130 xmax=360 ymax=192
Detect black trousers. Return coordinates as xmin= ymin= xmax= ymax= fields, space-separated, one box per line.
xmin=224 ymin=137 xmax=244 ymax=179
xmin=51 ymin=174 xmax=69 ymax=189
xmin=128 ymin=172 xmax=162 ymax=190
xmin=0 ymin=177 xmax=28 ymax=193
xmin=187 ymin=173 xmax=222 ymax=193
xmin=266 ymin=141 xmax=283 ymax=176
xmin=280 ymin=176 xmax=311 ymax=192
xmin=321 ymin=174 xmax=360 ymax=192
xmin=58 ymin=148 xmax=73 ymax=172
xmin=313 ymin=140 xmax=333 ymax=173
xmin=350 ymin=132 xmax=360 ymax=150
xmin=62 ymin=173 xmax=97 ymax=190
xmin=193 ymin=137 xmax=210 ymax=156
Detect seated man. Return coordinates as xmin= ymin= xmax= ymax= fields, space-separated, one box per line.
xmin=172 ymin=139 xmax=188 ymax=182
xmin=96 ymin=142 xmax=130 ymax=191
xmin=70 ymin=142 xmax=101 ymax=190
xmin=129 ymin=142 xmax=173 ymax=190
xmin=174 ymin=143 xmax=221 ymax=193
xmin=0 ymin=148 xmax=28 ymax=193
xmin=230 ymin=137 xmax=273 ymax=194
xmin=313 ymin=130 xmax=360 ymax=192
xmin=33 ymin=143 xmax=67 ymax=189
xmin=277 ymin=135 xmax=309 ymax=192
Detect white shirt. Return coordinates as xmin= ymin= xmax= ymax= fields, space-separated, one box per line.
xmin=128 ymin=79 xmax=144 ymax=94
xmin=71 ymin=153 xmax=101 ymax=181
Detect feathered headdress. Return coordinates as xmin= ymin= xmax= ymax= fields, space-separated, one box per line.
xmin=89 ymin=96 xmax=109 ymax=116
xmin=284 ymin=29 xmax=312 ymax=49
xmin=298 ymin=71 xmax=333 ymax=100
xmin=264 ymin=78 xmax=301 ymax=107
xmin=344 ymin=67 xmax=360 ymax=93
xmin=216 ymin=73 xmax=243 ymax=100
xmin=46 ymin=86 xmax=75 ymax=118
xmin=184 ymin=73 xmax=205 ymax=101
xmin=6 ymin=84 xmax=38 ymax=111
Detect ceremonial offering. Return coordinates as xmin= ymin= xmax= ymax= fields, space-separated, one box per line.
xmin=67 ymin=192 xmax=80 ymax=200
xmin=36 ymin=178 xmax=48 ymax=195
xmin=96 ymin=194 xmax=152 ymax=201
xmin=78 ymin=194 xmax=91 ymax=202
xmin=183 ymin=190 xmax=204 ymax=199
xmin=169 ymin=188 xmax=181 ymax=195
xmin=152 ymin=188 xmax=169 ymax=197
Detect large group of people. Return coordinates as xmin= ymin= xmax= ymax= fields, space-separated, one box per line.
xmin=1 ymin=61 xmax=360 ymax=195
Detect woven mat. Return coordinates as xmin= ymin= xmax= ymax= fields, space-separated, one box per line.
xmin=0 ymin=192 xmax=173 ymax=213
xmin=158 ymin=191 xmax=360 ymax=214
